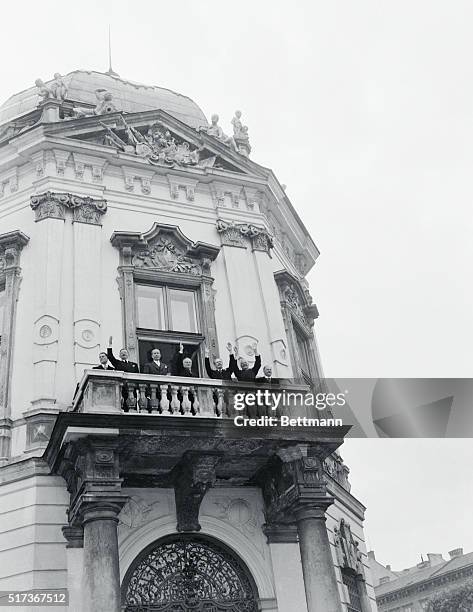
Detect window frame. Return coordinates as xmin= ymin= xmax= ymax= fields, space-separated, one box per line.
xmin=133 ymin=273 xmax=205 ymax=372
xmin=135 ymin=282 xmax=200 ymax=335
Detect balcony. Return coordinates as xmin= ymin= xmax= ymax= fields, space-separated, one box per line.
xmin=72 ymin=369 xmax=314 ymax=418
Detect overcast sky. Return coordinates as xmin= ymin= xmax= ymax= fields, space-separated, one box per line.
xmin=1 ymin=0 xmax=471 ymax=572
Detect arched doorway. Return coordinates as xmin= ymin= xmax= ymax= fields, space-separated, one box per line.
xmin=121 ymin=533 xmax=260 ymax=611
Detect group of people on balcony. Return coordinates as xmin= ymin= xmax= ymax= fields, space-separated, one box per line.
xmin=87 ymin=337 xmax=279 ymax=414
xmin=98 ymin=337 xmax=278 ymax=384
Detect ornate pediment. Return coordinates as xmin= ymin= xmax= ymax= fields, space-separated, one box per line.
xmin=111 ymin=223 xmax=220 ymax=276
xmin=274 ymin=270 xmax=319 ymax=328
xmin=44 ymin=110 xmax=259 ymax=176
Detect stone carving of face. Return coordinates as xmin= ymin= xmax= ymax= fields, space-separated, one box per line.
xmin=263 ymin=366 xmax=272 ymax=378
xmin=151 ymin=349 xmax=161 ymax=361
xmin=215 ymin=358 xmax=223 ymax=370
xmin=119 ymin=348 xmax=129 ymax=360
xmin=99 ymin=352 xmax=108 ymax=365
xmin=240 ymin=359 xmax=249 ymax=371
xmin=211 ymin=114 xmax=219 ymax=125
xmin=183 ymin=358 xmax=192 ymax=371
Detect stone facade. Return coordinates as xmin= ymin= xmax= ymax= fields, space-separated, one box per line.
xmin=0 ymin=70 xmax=377 ymax=612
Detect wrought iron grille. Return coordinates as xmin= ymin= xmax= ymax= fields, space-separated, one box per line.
xmin=342 ymin=570 xmax=362 ymax=612
xmin=122 ymin=535 xmax=259 ymax=612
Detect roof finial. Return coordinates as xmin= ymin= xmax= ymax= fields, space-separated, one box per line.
xmin=105 ymin=25 xmax=120 ymax=77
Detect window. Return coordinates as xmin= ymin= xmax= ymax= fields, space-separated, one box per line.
xmin=136 ymin=285 xmax=198 ymax=333
xmin=342 ymin=570 xmax=362 ymax=612
xmin=135 ymin=284 xmax=202 ymax=374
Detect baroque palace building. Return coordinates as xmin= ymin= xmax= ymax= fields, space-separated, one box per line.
xmin=0 ymin=69 xmax=377 ymax=612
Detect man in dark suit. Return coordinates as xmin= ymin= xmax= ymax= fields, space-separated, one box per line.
xmin=204 ymin=343 xmax=233 ymax=380
xmin=107 ymin=336 xmax=139 ymax=411
xmin=143 ymin=348 xmax=169 ymax=376
xmin=255 ymin=365 xmax=280 ymax=386
xmin=204 ymin=343 xmax=234 ymax=414
xmin=230 ymin=342 xmax=261 ymax=381
xmin=107 ymin=337 xmax=140 ymax=373
xmin=93 ymin=351 xmax=115 ymax=371
xmin=171 ymin=343 xmax=199 ymax=411
xmin=172 ymin=343 xmax=198 ymax=378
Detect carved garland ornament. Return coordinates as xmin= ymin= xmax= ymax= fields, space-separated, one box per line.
xmin=215 ymin=218 xmax=273 ymax=255
xmin=30 ymin=191 xmax=107 ymax=225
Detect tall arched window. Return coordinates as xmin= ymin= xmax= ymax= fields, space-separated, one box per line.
xmin=121 ymin=534 xmax=259 ymax=611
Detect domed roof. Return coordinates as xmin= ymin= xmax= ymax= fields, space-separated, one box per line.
xmin=0 ymin=70 xmax=208 ymax=128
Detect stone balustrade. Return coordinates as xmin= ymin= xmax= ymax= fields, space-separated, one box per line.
xmin=72 ymin=370 xmax=312 ymax=418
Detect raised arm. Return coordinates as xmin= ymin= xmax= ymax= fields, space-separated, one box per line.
xmin=107 ymin=336 xmax=120 ymax=368
xmin=252 ymin=343 xmax=261 ymax=375
xmin=172 ymin=342 xmax=185 ymax=375
xmin=204 ymin=346 xmax=214 ymax=378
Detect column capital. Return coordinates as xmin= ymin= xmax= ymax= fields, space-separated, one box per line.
xmin=293 ymin=497 xmax=335 ymax=522
xmin=62 ymin=525 xmax=84 ymax=549
xmin=259 ymin=445 xmax=335 ymax=524
xmin=80 ymin=499 xmax=128 ymax=525
xmin=57 ymin=436 xmax=125 ymax=526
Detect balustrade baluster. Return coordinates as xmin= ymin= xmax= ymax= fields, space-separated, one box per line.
xmin=138 ymin=384 xmax=148 ymax=413
xmin=216 ymin=388 xmax=224 ymax=417
xmin=149 ymin=384 xmax=159 ymax=414
xmin=170 ymin=385 xmax=180 ymax=415
xmin=160 ymin=384 xmax=170 ymax=414
xmin=126 ymin=385 xmax=137 ymax=413
xmin=181 ymin=387 xmax=192 ymax=415
xmin=190 ymin=387 xmax=199 ymax=415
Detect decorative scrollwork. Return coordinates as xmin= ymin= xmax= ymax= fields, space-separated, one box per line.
xmin=30 ymin=191 xmax=107 ymax=225
xmin=122 ymin=535 xmax=259 ymax=611
xmin=132 ymin=239 xmax=202 ymax=275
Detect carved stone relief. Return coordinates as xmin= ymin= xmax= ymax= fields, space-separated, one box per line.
xmin=333 ymin=518 xmax=364 ymax=576
xmin=30 ymin=191 xmax=107 ymax=225
xmin=216 ymin=219 xmax=273 ymax=255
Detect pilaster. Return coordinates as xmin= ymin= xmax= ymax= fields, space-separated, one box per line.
xmin=0 ymin=231 xmax=29 ymax=461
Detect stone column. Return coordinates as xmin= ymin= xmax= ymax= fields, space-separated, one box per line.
xmin=82 ymin=503 xmax=123 ymax=612
xmin=295 ymin=503 xmax=342 ymax=612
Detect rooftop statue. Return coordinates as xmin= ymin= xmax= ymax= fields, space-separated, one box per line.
xmin=231 ymin=110 xmax=251 ymax=157
xmin=50 ymin=73 xmax=68 ymax=101
xmin=200 ymin=114 xmax=237 ymax=151
xmin=71 ymin=88 xmax=119 ymax=118
xmin=231 ymin=110 xmax=248 ymax=138
xmin=34 ymin=74 xmax=68 ymax=102
xmin=94 ymin=88 xmax=118 ymax=115
xmin=34 ymin=78 xmax=52 ymax=102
